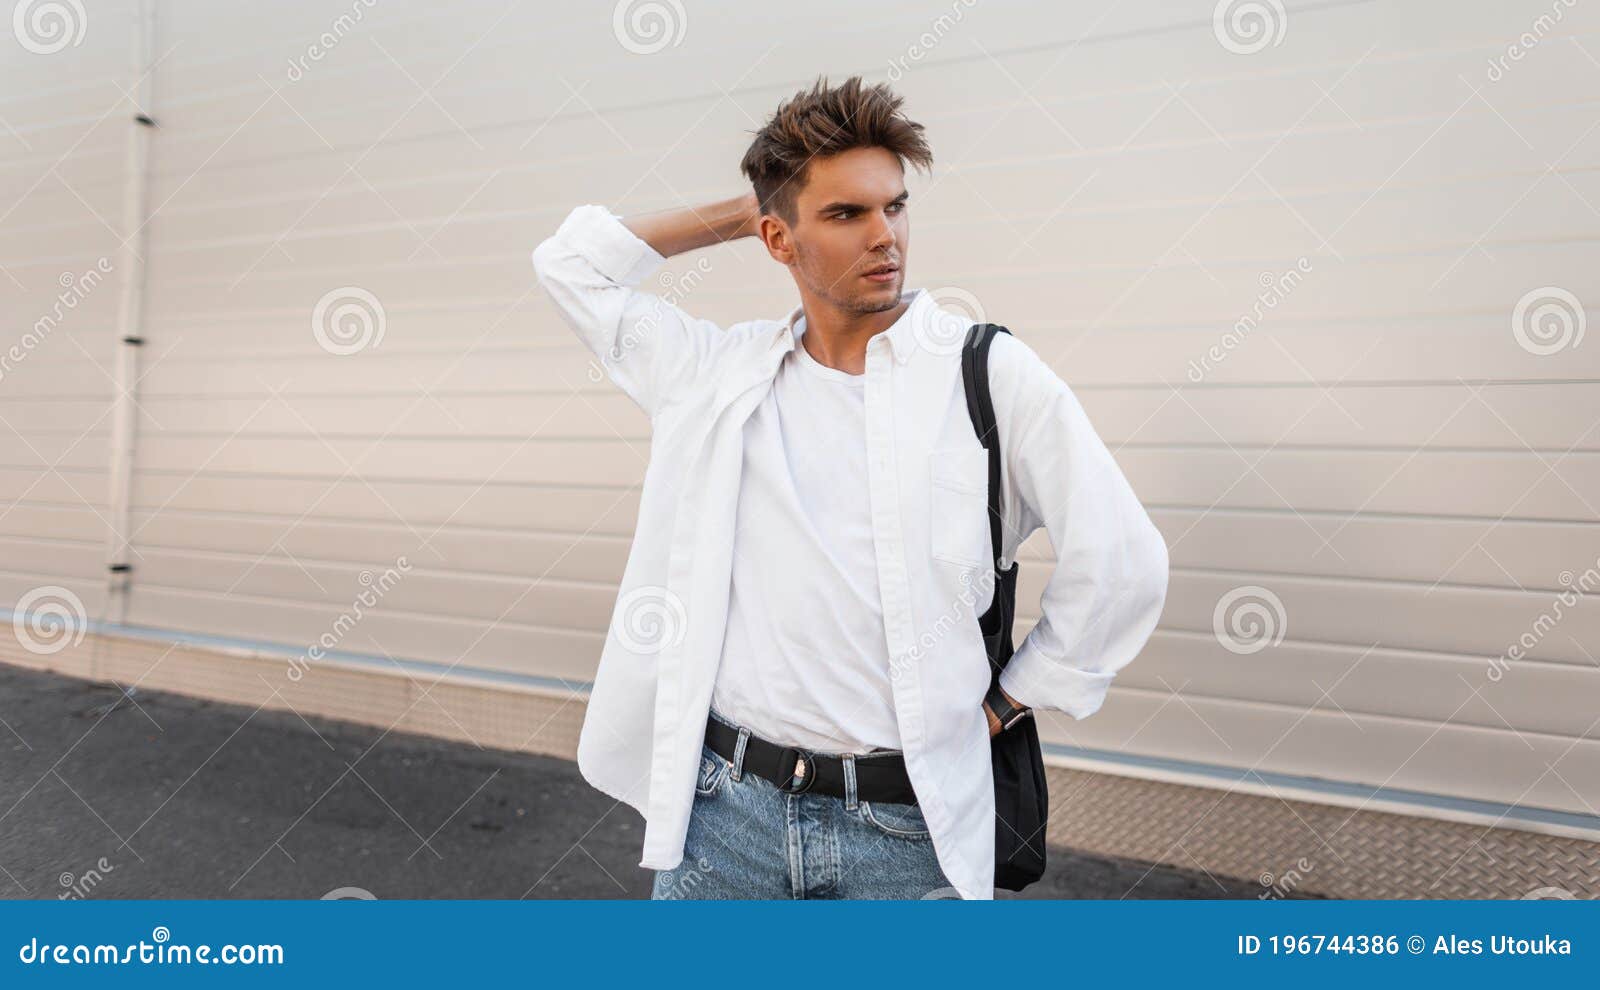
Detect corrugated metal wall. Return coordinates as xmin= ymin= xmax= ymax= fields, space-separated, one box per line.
xmin=3 ymin=1 xmax=1598 ymax=821
xmin=3 ymin=2 xmax=143 ymax=651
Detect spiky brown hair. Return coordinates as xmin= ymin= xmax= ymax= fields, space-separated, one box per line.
xmin=739 ymin=75 xmax=933 ymax=226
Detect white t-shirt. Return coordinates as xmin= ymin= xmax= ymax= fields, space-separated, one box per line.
xmin=709 ymin=317 xmax=901 ymax=755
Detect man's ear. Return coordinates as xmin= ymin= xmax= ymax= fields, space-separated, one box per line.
xmin=759 ymin=214 xmax=795 ymax=266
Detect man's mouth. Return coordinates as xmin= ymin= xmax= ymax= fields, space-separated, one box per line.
xmin=862 ymin=263 xmax=899 ymax=283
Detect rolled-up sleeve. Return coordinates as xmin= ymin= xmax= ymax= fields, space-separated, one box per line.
xmin=531 ymin=204 xmax=726 ymax=416
xmin=990 ymin=334 xmax=1170 ymax=719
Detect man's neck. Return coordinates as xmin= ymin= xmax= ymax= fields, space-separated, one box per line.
xmin=798 ymin=295 xmax=911 ymax=376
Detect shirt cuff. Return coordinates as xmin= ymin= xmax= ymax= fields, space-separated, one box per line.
xmin=554 ymin=204 xmax=668 ymax=287
xmin=999 ymin=640 xmax=1116 ymax=720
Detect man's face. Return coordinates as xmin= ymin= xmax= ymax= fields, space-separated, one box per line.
xmin=770 ymin=146 xmax=910 ymax=316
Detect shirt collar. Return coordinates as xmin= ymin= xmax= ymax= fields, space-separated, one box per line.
xmin=781 ymin=287 xmax=932 ymax=366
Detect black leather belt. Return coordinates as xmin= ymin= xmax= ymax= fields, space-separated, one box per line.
xmin=704 ymin=714 xmax=919 ymax=805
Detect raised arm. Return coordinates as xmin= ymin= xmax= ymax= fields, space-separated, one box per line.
xmin=621 ymin=192 xmax=761 ymax=258
xmin=530 ymin=194 xmax=760 ymax=416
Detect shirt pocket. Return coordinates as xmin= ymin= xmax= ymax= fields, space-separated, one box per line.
xmin=928 ymin=446 xmax=992 ymax=570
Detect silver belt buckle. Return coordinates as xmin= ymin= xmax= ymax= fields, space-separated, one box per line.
xmin=776 ymin=746 xmax=815 ymax=794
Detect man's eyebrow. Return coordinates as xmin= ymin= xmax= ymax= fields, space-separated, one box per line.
xmin=815 ymin=190 xmax=910 ymax=214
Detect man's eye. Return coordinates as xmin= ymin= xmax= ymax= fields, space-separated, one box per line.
xmin=887 ymin=202 xmax=904 ymax=213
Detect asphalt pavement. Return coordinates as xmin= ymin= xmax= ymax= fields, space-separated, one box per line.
xmin=0 ymin=663 xmax=1288 ymax=900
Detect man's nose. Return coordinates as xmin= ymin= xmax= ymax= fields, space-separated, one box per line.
xmin=868 ymin=211 xmax=897 ymax=250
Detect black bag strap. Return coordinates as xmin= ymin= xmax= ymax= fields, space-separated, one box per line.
xmin=961 ymin=324 xmax=1021 ymax=685
xmin=961 ymin=322 xmax=1011 ymax=577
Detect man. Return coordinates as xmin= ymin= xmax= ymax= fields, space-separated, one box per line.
xmin=532 ymin=76 xmax=1168 ymax=899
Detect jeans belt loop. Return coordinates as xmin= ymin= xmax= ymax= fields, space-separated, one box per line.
xmin=842 ymin=753 xmax=858 ymax=811
xmin=731 ymin=727 xmax=751 ymax=782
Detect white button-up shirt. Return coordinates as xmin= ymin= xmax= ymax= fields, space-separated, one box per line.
xmin=712 ymin=316 xmax=904 ymax=756
xmin=532 ymin=204 xmax=1170 ymax=899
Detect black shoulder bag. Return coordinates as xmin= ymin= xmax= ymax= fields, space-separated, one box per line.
xmin=961 ymin=322 xmax=1050 ymax=892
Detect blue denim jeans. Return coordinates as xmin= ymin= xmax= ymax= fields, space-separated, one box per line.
xmin=650 ymin=708 xmax=957 ymax=899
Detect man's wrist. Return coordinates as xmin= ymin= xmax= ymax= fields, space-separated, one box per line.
xmin=706 ymin=192 xmax=759 ymax=242
xmin=985 ymin=682 xmax=1032 ymax=730
xmin=728 ymin=192 xmax=762 ymax=240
